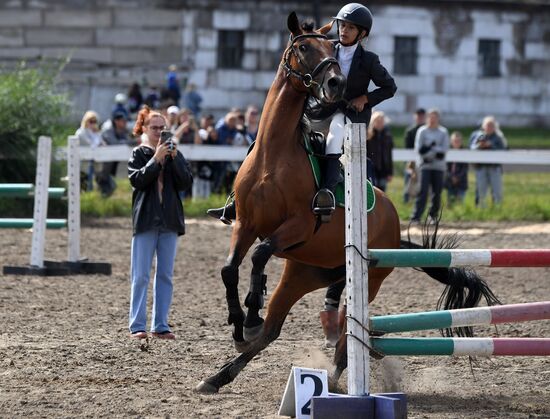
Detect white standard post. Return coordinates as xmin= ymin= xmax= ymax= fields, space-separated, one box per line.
xmin=30 ymin=136 xmax=52 ymax=267
xmin=344 ymin=123 xmax=370 ymax=396
xmin=67 ymin=136 xmax=80 ymax=262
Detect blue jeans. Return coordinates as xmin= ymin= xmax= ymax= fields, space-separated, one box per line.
xmin=129 ymin=229 xmax=178 ymax=333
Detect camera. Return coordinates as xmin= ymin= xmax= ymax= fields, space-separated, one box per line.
xmin=160 ymin=130 xmax=175 ymax=151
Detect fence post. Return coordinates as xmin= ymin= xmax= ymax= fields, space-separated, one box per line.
xmin=30 ymin=136 xmax=52 ymax=267
xmin=67 ymin=136 xmax=80 ymax=262
xmin=344 ymin=123 xmax=370 ymax=396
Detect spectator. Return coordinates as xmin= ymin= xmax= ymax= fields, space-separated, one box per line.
xmin=75 ymin=110 xmax=104 ymax=191
xmin=174 ymin=114 xmax=200 ymax=145
xmin=113 ymin=93 xmax=130 ymax=120
xmin=144 ymin=86 xmax=160 ymax=109
xmin=97 ymin=110 xmax=132 ymax=197
xmin=367 ymin=111 xmax=393 ymax=192
xmin=244 ymin=105 xmax=260 ymax=144
xmin=127 ymin=82 xmax=143 ymax=114
xmin=402 ymin=108 xmax=426 ymax=203
xmin=165 ymin=64 xmax=181 ymax=106
xmin=469 ymin=116 xmax=507 ymax=207
xmin=411 ymin=108 xmax=450 ymax=222
xmin=166 ymin=105 xmax=180 ymax=133
xmin=183 ymin=83 xmax=203 ymax=117
xmin=212 ymin=111 xmax=239 ymax=193
xmin=127 ymin=106 xmax=193 ymax=340
xmin=193 ymin=115 xmax=217 ymax=199
xmin=445 ymin=131 xmax=468 ymax=205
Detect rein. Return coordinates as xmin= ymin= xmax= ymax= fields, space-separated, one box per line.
xmin=281 ymin=33 xmax=340 ymax=88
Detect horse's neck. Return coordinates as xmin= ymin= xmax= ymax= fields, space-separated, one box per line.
xmin=256 ymin=71 xmax=305 ymax=154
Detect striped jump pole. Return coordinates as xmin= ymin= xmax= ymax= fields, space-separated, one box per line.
xmin=368 ymin=249 xmax=550 ymax=268
xmin=370 ymin=301 xmax=550 ymax=334
xmin=371 ymin=337 xmax=550 ymax=357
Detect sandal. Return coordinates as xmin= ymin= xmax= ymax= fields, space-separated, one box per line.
xmin=152 ymin=331 xmax=176 ymax=340
xmin=130 ymin=331 xmax=147 ymax=339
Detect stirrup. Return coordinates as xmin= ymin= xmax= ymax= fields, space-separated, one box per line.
xmin=312 ymin=189 xmax=336 ymax=220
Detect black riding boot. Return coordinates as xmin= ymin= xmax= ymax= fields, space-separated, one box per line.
xmin=312 ymin=154 xmax=342 ymax=221
xmin=207 ymin=200 xmax=236 ymax=225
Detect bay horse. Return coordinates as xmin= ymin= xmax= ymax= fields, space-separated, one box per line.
xmin=196 ymin=13 xmax=499 ymax=393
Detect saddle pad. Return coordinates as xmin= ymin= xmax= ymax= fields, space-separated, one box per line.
xmin=304 ymin=134 xmax=375 ymax=212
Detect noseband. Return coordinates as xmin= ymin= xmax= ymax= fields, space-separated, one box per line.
xmin=282 ymin=33 xmax=340 ymax=88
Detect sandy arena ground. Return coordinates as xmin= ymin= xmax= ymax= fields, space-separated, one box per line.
xmin=1 ymin=218 xmax=549 ymax=418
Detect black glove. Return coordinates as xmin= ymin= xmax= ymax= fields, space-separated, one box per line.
xmin=419 ymin=144 xmax=432 ymax=154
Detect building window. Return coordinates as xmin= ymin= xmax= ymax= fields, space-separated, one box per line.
xmin=394 ymin=36 xmax=418 ymax=75
xmin=218 ymin=30 xmax=244 ymax=69
xmin=478 ymin=39 xmax=501 ymax=77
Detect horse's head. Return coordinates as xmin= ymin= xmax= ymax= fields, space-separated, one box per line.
xmin=282 ymin=12 xmax=346 ymax=104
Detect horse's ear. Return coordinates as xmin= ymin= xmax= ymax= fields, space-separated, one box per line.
xmin=317 ymin=20 xmax=334 ymax=35
xmin=287 ymin=11 xmax=302 ymax=37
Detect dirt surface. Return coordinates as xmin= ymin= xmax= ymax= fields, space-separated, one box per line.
xmin=1 ymin=218 xmax=549 ymax=418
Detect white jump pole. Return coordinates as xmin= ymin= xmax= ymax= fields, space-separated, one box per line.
xmin=67 ymin=136 xmax=80 ymax=262
xmin=30 ymin=136 xmax=52 ymax=268
xmin=344 ymin=123 xmax=370 ymax=396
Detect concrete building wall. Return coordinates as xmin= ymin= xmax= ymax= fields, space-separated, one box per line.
xmin=0 ymin=0 xmax=548 ymax=127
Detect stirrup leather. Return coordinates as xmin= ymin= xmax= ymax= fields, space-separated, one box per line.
xmin=312 ymin=188 xmax=336 ymax=215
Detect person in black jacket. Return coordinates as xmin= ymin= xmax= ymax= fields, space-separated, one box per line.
xmin=366 ymin=110 xmax=394 ymax=191
xmin=127 ymin=106 xmax=193 ymax=340
xmin=446 ymin=131 xmax=468 ymax=204
xmin=310 ymin=2 xmax=397 ymax=217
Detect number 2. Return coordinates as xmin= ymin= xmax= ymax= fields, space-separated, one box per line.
xmin=300 ymin=373 xmax=324 ymax=415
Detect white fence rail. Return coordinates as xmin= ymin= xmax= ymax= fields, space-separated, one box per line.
xmin=61 ymin=136 xmax=550 ymax=165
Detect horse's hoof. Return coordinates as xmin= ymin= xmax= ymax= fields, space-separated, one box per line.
xmin=195 ymin=380 xmax=219 ymax=394
xmin=234 ymin=339 xmax=251 ymax=353
xmin=243 ymin=323 xmax=264 ymax=342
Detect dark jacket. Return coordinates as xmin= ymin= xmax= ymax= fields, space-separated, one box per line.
xmin=368 ymin=127 xmax=394 ymax=178
xmin=404 ymin=123 xmax=422 ymax=149
xmin=306 ymin=43 xmax=397 ymax=123
xmin=128 ymin=146 xmax=193 ymax=236
xmin=445 ymin=161 xmax=468 ymax=191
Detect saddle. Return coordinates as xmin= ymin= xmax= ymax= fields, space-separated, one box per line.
xmin=302 ymin=131 xmax=375 ymax=212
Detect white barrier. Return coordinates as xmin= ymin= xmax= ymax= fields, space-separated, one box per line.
xmin=58 ymin=136 xmax=550 ymax=166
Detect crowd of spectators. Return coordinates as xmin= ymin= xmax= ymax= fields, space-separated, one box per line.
xmin=75 ymin=67 xmax=507 ymax=210
xmin=75 ymin=65 xmax=260 ymax=198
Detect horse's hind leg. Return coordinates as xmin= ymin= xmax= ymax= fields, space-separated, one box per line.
xmin=197 ymin=261 xmax=337 ymax=393
xmin=222 ymin=221 xmax=256 ymax=350
xmin=331 ymin=267 xmax=393 ymax=389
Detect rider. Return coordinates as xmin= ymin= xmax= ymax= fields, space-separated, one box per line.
xmin=207 ymin=3 xmax=396 ymax=225
xmin=309 ymin=2 xmax=397 ymax=216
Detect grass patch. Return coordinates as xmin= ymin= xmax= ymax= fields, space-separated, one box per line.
xmin=82 ymin=172 xmax=550 ymax=222
xmin=385 ymin=171 xmax=550 ymax=222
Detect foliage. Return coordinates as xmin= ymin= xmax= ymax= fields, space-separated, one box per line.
xmin=0 ymin=62 xmax=70 ymax=183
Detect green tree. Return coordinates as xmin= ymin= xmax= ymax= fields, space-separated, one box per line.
xmin=0 ymin=62 xmax=70 ymax=183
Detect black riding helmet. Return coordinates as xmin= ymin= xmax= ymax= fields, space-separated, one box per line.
xmin=333 ymin=3 xmax=373 ymax=36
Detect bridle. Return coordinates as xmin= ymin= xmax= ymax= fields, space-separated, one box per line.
xmin=281 ymin=33 xmax=340 ymax=89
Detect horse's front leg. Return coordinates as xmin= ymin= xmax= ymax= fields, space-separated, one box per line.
xmin=197 ymin=261 xmax=332 ymax=393
xmin=243 ymin=218 xmax=313 ymax=342
xmin=222 ymin=221 xmax=256 ymax=350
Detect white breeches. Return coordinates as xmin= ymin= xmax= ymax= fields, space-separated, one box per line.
xmin=325 ymin=112 xmax=346 ymax=155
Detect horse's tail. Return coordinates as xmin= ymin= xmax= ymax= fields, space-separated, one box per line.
xmin=400 ymin=219 xmax=502 ymax=338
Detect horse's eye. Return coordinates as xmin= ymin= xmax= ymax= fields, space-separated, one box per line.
xmin=299 ymin=44 xmax=308 ymax=52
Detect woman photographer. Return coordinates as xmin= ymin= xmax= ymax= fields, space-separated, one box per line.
xmin=128 ymin=106 xmax=193 ymax=340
